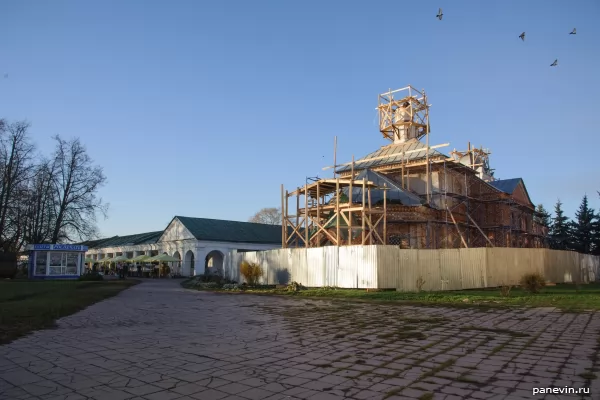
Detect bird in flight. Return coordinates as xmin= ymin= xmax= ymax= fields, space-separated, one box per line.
xmin=2 ymin=74 xmax=7 ymax=79
xmin=519 ymin=32 xmax=525 ymax=41
xmin=550 ymin=59 xmax=558 ymax=67
xmin=436 ymin=8 xmax=443 ymax=20
xmin=570 ymin=28 xmax=576 ymax=35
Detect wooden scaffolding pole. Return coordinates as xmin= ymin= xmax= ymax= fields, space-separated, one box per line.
xmin=424 ymin=89 xmax=430 ymax=204
xmin=304 ymin=183 xmax=309 ymax=248
xmin=295 ymin=188 xmax=300 ymax=247
xmin=316 ymin=181 xmax=321 ymax=246
xmin=336 ymin=178 xmax=340 ymax=246
xmin=383 ymin=184 xmax=387 ymax=244
xmin=447 ymin=207 xmax=468 ymax=248
xmin=285 ymin=190 xmax=294 ymax=247
xmin=281 ymin=184 xmax=286 ymax=248
xmin=362 ymin=178 xmax=366 ymax=244
xmin=368 ymin=185 xmax=372 ymax=245
xmin=333 ymin=136 xmax=337 ymax=178
xmin=348 ymin=155 xmax=354 ymax=245
xmin=466 ymin=212 xmax=494 ymax=247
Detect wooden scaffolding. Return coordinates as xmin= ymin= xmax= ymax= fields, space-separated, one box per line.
xmin=281 ymin=178 xmax=388 ymax=248
xmin=279 ymin=85 xmax=546 ymax=250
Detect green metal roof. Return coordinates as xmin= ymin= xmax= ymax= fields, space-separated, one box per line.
xmin=80 ymin=231 xmax=163 ymax=249
xmin=175 ymin=216 xmax=282 ymax=244
xmin=79 ymin=216 xmax=288 ymax=249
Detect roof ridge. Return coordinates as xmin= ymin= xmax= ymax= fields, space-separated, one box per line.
xmin=176 ymin=215 xmax=282 ymax=226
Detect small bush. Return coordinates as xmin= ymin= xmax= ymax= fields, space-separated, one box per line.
xmin=223 ymin=283 xmax=241 ymax=290
xmin=519 ymin=272 xmax=546 ymax=294
xmin=196 ymin=282 xmax=219 ymax=289
xmin=499 ymin=284 xmax=512 ymax=297
xmin=240 ymin=261 xmax=263 ymax=286
xmin=287 ymin=281 xmax=306 ymax=292
xmin=78 ymin=272 xmax=104 ymax=281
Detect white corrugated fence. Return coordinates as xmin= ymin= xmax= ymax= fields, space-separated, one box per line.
xmin=223 ymin=246 xmax=600 ymax=291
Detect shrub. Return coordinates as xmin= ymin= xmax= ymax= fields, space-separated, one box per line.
xmin=195 ymin=282 xmax=219 ymax=289
xmin=286 ymin=281 xmax=306 ymax=292
xmin=499 ymin=284 xmax=512 ymax=297
xmin=519 ymin=272 xmax=546 ymax=294
xmin=223 ymin=283 xmax=241 ymax=290
xmin=78 ymin=272 xmax=104 ymax=281
xmin=240 ymin=261 xmax=263 ymax=286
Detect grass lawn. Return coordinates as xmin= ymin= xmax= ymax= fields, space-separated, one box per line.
xmin=182 ymin=280 xmax=600 ymax=312
xmin=0 ymin=279 xmax=138 ymax=344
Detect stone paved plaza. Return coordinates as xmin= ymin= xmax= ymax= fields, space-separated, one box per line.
xmin=1 ymin=280 xmax=600 ymax=400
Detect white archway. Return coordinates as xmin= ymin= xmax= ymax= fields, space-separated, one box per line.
xmin=205 ymin=250 xmax=224 ymax=276
xmin=183 ymin=250 xmax=195 ymax=277
xmin=173 ymin=251 xmax=181 ymax=276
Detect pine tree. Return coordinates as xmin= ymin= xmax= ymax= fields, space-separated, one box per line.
xmin=534 ymin=204 xmax=551 ymax=227
xmin=593 ymin=192 xmax=600 ymax=255
xmin=570 ymin=195 xmax=595 ymax=254
xmin=549 ymin=200 xmax=571 ymax=250
xmin=534 ymin=204 xmax=552 ymax=247
xmin=592 ymin=211 xmax=600 ymax=255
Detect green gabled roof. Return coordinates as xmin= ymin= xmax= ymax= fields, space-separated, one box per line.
xmin=81 ymin=231 xmax=163 ymax=249
xmin=175 ymin=216 xmax=282 ymax=244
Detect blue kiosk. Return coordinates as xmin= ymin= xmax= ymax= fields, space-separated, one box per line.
xmin=27 ymin=244 xmax=88 ymax=280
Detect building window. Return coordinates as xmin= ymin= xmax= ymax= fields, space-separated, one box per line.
xmin=35 ymin=252 xmax=47 ymax=275
xmin=47 ymin=252 xmax=79 ymax=275
xmin=389 ymin=234 xmax=411 ymax=249
xmin=49 ymin=252 xmax=65 ymax=275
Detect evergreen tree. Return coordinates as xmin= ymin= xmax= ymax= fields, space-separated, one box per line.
xmin=592 ymin=211 xmax=600 ymax=255
xmin=534 ymin=204 xmax=551 ymax=228
xmin=534 ymin=204 xmax=552 ymax=247
xmin=593 ymin=192 xmax=600 ymax=255
xmin=549 ymin=200 xmax=571 ymax=250
xmin=570 ymin=195 xmax=596 ymax=254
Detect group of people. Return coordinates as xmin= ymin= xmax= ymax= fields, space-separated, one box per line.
xmin=88 ymin=262 xmax=172 ymax=278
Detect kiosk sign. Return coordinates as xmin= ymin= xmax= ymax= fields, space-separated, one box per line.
xmin=29 ymin=244 xmax=88 ymax=252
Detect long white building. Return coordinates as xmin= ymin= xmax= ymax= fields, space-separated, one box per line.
xmin=82 ymin=216 xmax=282 ymax=276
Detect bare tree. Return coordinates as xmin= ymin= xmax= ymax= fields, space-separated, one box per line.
xmin=49 ymin=135 xmax=108 ymax=243
xmin=0 ymin=121 xmax=35 ymax=251
xmin=249 ymin=207 xmax=282 ymax=225
xmin=22 ymin=158 xmax=59 ymax=245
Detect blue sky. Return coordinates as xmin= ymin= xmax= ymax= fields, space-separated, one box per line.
xmin=1 ymin=0 xmax=599 ymax=238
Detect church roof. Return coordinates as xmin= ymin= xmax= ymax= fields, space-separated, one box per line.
xmin=336 ymin=139 xmax=446 ymax=173
xmin=340 ymin=169 xmax=424 ymax=206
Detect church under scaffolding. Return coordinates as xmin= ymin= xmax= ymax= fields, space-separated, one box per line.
xmin=281 ymin=86 xmax=547 ymax=249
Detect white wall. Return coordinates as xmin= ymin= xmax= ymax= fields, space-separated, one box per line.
xmin=225 ymin=246 xmax=600 ymax=289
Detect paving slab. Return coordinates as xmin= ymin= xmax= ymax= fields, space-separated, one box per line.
xmin=1 ymin=279 xmax=600 ymax=400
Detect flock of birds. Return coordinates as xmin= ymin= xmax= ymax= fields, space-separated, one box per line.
xmin=435 ymin=8 xmax=576 ymax=67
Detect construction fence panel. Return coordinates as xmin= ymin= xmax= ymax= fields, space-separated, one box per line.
xmin=419 ymin=250 xmax=448 ymax=291
xmin=395 ymin=249 xmax=421 ymax=292
xmin=306 ymin=248 xmax=325 ymax=287
xmin=356 ymin=245 xmax=378 ymax=289
xmin=459 ymin=248 xmax=487 ymax=289
xmin=581 ymin=254 xmax=600 ymax=283
xmin=323 ymin=246 xmax=339 ymax=287
xmin=376 ymin=246 xmax=400 ymax=289
xmin=437 ymin=249 xmax=461 ymax=290
xmin=226 ymin=247 xmax=600 ymax=290
xmin=337 ymin=247 xmax=356 ymax=288
xmin=486 ymin=248 xmax=514 ymax=286
xmin=543 ymin=250 xmax=579 ymax=284
xmin=289 ymin=249 xmax=307 ymax=285
xmin=275 ymin=248 xmax=291 ymax=285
